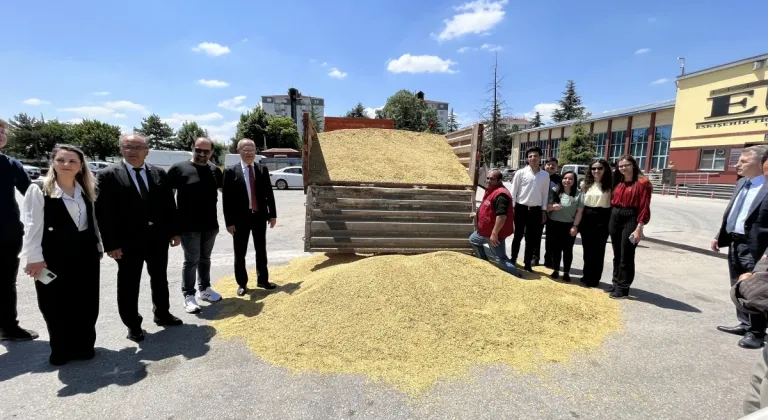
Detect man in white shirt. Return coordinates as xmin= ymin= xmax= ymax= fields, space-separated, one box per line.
xmin=509 ymin=146 xmax=550 ymax=271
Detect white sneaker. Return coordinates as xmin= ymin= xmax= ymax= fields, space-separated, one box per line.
xmin=197 ymin=287 xmax=222 ymax=303
xmin=183 ymin=296 xmax=201 ymax=314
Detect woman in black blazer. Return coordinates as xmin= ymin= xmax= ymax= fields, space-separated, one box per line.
xmin=21 ymin=144 xmax=102 ymax=366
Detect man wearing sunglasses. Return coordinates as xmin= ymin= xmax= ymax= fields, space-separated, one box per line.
xmin=167 ymin=138 xmax=224 ymax=314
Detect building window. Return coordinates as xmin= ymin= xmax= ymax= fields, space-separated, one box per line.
xmin=519 ymin=142 xmax=528 ymax=167
xmin=551 ymin=139 xmax=560 ymax=159
xmin=651 ymin=125 xmax=671 ymax=169
xmin=594 ymin=133 xmax=607 ymax=159
xmin=609 ymin=130 xmax=626 ymax=163
xmin=541 ymin=140 xmax=550 ymax=159
xmin=630 ymin=128 xmax=648 ymax=169
xmin=700 ymin=149 xmax=727 ymax=171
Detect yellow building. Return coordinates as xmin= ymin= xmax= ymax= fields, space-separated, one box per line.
xmin=509 ymin=53 xmax=768 ymax=185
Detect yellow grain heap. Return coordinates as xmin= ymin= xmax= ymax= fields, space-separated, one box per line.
xmin=211 ymin=252 xmax=622 ymax=396
xmin=308 ymin=128 xmax=472 ymax=185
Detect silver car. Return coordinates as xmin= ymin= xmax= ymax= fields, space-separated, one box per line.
xmin=22 ymin=165 xmax=41 ymax=180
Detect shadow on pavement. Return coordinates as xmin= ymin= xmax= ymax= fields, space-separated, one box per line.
xmin=626 ymin=287 xmax=702 ymax=313
xmin=197 ymin=281 xmax=303 ymax=321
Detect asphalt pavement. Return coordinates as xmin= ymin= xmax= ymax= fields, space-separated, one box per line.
xmin=0 ymin=189 xmax=758 ymax=420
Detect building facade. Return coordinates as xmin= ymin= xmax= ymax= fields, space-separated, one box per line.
xmin=424 ymin=100 xmax=450 ymax=129
xmin=261 ymin=95 xmax=325 ymax=132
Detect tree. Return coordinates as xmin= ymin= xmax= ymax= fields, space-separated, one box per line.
xmin=266 ymin=116 xmax=301 ymax=149
xmin=309 ymin=98 xmax=323 ymax=132
xmin=378 ymin=90 xmax=442 ymax=133
xmin=478 ymin=54 xmax=510 ymax=166
xmin=551 ymin=80 xmax=586 ymax=122
xmin=175 ymin=121 xmax=209 ymax=151
xmin=235 ymin=106 xmax=269 ymax=150
xmin=210 ymin=141 xmax=227 ymax=165
xmin=5 ymin=114 xmax=73 ymax=160
xmin=134 ymin=114 xmax=175 ymax=150
xmin=448 ymin=108 xmax=459 ymax=132
xmin=345 ymin=103 xmax=369 ymax=118
xmin=528 ymin=112 xmax=543 ymax=128
xmin=70 ymin=120 xmax=121 ymax=160
xmin=557 ymin=120 xmax=596 ymax=165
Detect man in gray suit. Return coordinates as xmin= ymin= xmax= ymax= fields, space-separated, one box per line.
xmin=712 ymin=145 xmax=768 ymax=349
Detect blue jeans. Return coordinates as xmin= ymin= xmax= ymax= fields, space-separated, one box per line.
xmin=180 ymin=229 xmax=219 ymax=297
xmin=469 ymin=231 xmax=520 ymax=277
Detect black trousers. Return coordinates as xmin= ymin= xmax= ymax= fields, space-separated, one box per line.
xmin=535 ymin=225 xmax=551 ymax=266
xmin=609 ymin=207 xmax=639 ymax=292
xmin=549 ymin=220 xmax=576 ymax=273
xmin=233 ymin=212 xmax=269 ymax=287
xmin=729 ymin=238 xmax=767 ymax=334
xmin=0 ymin=237 xmax=23 ymax=331
xmin=116 ymin=231 xmax=171 ymax=330
xmin=36 ymin=232 xmax=100 ymax=357
xmin=580 ymin=206 xmax=611 ymax=286
xmin=511 ymin=204 xmax=543 ymax=266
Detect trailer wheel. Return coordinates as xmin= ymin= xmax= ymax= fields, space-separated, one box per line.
xmin=276 ymin=179 xmax=288 ymax=190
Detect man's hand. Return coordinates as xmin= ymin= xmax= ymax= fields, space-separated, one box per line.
xmin=490 ymin=232 xmax=500 ymax=247
xmin=107 ymin=249 xmax=123 ymax=259
xmin=762 ymin=254 xmax=767 ymax=261
xmin=269 ymin=218 xmax=277 ymax=229
xmin=470 ymin=212 xmax=477 ymax=219
xmin=25 ymin=261 xmax=47 ymax=279
xmin=739 ymin=272 xmax=755 ymax=282
xmin=170 ymin=236 xmax=181 ymax=247
xmin=541 ymin=211 xmax=547 ymax=225
xmin=570 ymin=227 xmax=578 ymax=237
xmin=710 ymin=239 xmax=720 ymax=253
xmin=227 ymin=225 xmax=236 ymax=235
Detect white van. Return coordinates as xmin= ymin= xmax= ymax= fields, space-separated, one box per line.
xmin=224 ymin=153 xmax=265 ymax=168
xmin=145 ymin=150 xmax=193 ymax=171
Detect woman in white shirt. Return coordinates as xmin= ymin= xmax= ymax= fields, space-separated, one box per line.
xmin=21 ymin=144 xmax=102 ymax=366
xmin=579 ymin=159 xmax=613 ymax=288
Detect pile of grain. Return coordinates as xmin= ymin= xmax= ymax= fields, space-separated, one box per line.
xmin=211 ymin=252 xmax=622 ymax=395
xmin=308 ymin=128 xmax=472 ymax=185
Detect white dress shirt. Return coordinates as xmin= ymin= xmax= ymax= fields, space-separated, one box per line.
xmin=727 ymin=175 xmax=766 ymax=234
xmin=124 ymin=159 xmax=150 ymax=194
xmin=20 ymin=182 xmax=103 ymax=264
xmin=241 ymin=160 xmax=257 ymax=210
xmin=510 ymin=165 xmax=550 ymax=207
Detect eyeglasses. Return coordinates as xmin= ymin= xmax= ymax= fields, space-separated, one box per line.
xmin=240 ymin=148 xmax=256 ymax=153
xmin=122 ymin=145 xmax=147 ymax=152
xmin=194 ymin=148 xmax=212 ymax=155
xmin=618 ymin=164 xmax=633 ymax=169
xmin=591 ymin=167 xmax=604 ymax=171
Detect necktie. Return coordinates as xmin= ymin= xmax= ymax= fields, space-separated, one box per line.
xmin=726 ymin=179 xmax=752 ymax=233
xmin=133 ymin=167 xmax=149 ymax=201
xmin=248 ymin=165 xmax=259 ymax=212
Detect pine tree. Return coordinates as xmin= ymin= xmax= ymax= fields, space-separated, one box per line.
xmin=479 ymin=54 xmax=509 ymax=166
xmin=134 ymin=114 xmax=175 ymax=150
xmin=447 ymin=108 xmax=459 ymax=132
xmin=345 ymin=103 xmax=368 ymax=118
xmin=528 ymin=112 xmax=543 ymax=128
xmin=557 ymin=120 xmax=596 ymax=165
xmin=551 ymin=80 xmax=586 ymax=122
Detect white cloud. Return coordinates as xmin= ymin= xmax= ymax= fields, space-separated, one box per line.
xmin=113 ymin=113 xmax=128 ymax=118
xmin=523 ymin=103 xmax=559 ymax=122
xmin=163 ymin=112 xmax=225 ymax=128
xmin=321 ymin=62 xmax=328 ymax=66
xmin=309 ymin=58 xmax=317 ymax=63
xmin=480 ymin=43 xmax=502 ymax=52
xmin=241 ymin=38 xmax=248 ymax=43
xmin=58 ymin=106 xmax=124 ymax=119
xmin=218 ymin=95 xmax=249 ymax=112
xmin=198 ymin=79 xmax=229 ymax=88
xmin=457 ymin=46 xmax=471 ymax=53
xmin=201 ymin=120 xmax=239 ymax=143
xmin=635 ymin=48 xmax=650 ymax=55
xmin=650 ymin=78 xmax=669 ymax=85
xmin=364 ymin=106 xmax=384 ymax=118
xmin=436 ymin=0 xmax=508 ymax=41
xmin=92 ymin=91 xmax=110 ymax=96
xmin=192 ymin=42 xmax=231 ymax=57
xmin=328 ymin=67 xmax=348 ymax=79
xmin=387 ymin=54 xmax=457 ymax=74
xmin=22 ymin=98 xmax=51 ymax=105
xmin=119 ymin=125 xmax=133 ymax=134
xmin=104 ymin=100 xmax=149 ymax=114
xmin=68 ymin=118 xmax=84 ymax=124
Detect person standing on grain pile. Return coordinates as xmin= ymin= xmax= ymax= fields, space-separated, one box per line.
xmin=223 ymin=139 xmax=277 ymax=297
xmin=509 ymin=147 xmax=550 ymax=272
xmin=469 ymin=169 xmax=519 ymax=277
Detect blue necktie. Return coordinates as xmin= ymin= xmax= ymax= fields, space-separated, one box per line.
xmin=727 ymin=179 xmax=752 ymax=233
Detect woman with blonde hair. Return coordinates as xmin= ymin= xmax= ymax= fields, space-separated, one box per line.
xmin=20 ymin=144 xmax=103 ymax=365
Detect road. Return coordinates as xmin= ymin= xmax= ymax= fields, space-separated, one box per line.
xmin=1 ymin=189 xmax=758 ymax=420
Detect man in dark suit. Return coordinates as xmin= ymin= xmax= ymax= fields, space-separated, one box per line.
xmin=222 ymin=138 xmax=277 ymax=296
xmin=712 ymin=145 xmax=768 ymax=349
xmin=96 ymin=134 xmax=183 ymax=343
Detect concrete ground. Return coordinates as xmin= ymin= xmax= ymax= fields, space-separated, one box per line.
xmin=0 ymin=189 xmax=757 ymax=420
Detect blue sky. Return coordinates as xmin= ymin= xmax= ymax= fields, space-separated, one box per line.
xmin=1 ymin=0 xmax=766 ymax=143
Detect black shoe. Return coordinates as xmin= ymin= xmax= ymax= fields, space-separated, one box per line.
xmin=49 ymin=353 xmax=69 ymax=366
xmin=154 ymin=314 xmax=183 ymax=327
xmin=605 ymin=285 xmax=616 ymax=293
xmin=609 ymin=289 xmax=626 ymax=299
xmin=739 ymin=333 xmax=765 ymax=349
xmin=551 ymin=271 xmax=559 ymax=279
xmin=237 ymin=286 xmax=247 ymax=296
xmin=0 ymin=327 xmax=39 ymax=342
xmin=717 ymin=325 xmax=749 ymax=336
xmin=127 ymin=328 xmax=145 ymax=342
xmin=531 ymin=260 xmax=541 ymax=267
xmin=563 ymin=273 xmax=571 ymax=283
xmin=523 ymin=265 xmax=533 ymax=272
xmin=257 ymin=282 xmax=277 ymax=290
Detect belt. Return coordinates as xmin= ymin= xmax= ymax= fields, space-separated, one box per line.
xmin=730 ymin=232 xmax=747 ymax=241
xmin=516 ymin=203 xmax=541 ymax=210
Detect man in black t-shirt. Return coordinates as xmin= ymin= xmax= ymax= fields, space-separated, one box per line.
xmin=168 ymin=138 xmax=224 ymax=314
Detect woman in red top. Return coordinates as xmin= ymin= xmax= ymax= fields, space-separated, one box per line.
xmin=608 ymin=154 xmax=652 ymax=299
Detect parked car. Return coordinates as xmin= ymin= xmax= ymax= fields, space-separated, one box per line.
xmin=502 ymin=168 xmax=516 ymax=181
xmin=269 ymin=166 xmax=304 ymax=190
xmin=87 ymin=161 xmax=111 ymax=173
xmin=23 ymin=165 xmax=41 ymax=180
xmin=145 ymin=150 xmax=194 ymax=171
xmin=224 ymin=153 xmax=265 ymax=168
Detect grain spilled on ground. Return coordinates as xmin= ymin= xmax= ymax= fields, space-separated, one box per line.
xmin=211 ymin=252 xmax=622 ymax=395
xmin=308 ymin=128 xmax=472 ymax=185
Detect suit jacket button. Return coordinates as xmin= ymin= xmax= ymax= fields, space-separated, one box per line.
xmin=48 ymin=227 xmax=54 ymax=231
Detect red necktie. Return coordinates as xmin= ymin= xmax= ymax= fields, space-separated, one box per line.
xmin=248 ymin=165 xmax=259 ymax=212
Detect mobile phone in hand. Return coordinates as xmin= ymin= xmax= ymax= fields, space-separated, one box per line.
xmin=37 ymin=268 xmax=57 ymax=285
xmin=628 ymin=234 xmax=637 ymax=245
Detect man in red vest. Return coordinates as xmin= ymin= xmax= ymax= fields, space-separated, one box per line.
xmin=470 ymin=169 xmax=519 ymax=277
